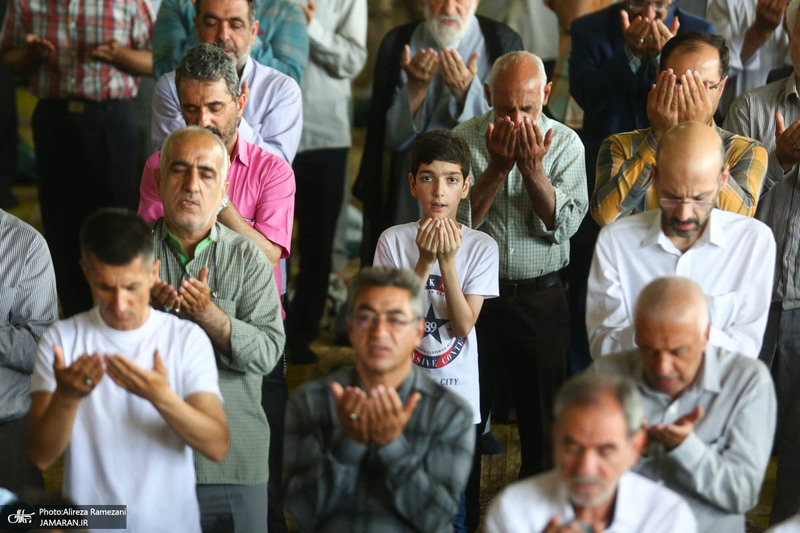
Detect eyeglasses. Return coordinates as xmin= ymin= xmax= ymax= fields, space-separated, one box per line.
xmin=675 ymin=78 xmax=724 ymax=90
xmin=351 ymin=313 xmax=420 ymax=331
xmin=658 ymin=197 xmax=715 ymax=208
xmin=627 ymin=0 xmax=671 ymax=12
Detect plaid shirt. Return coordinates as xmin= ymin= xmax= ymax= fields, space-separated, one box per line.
xmin=592 ymin=124 xmax=767 ymax=226
xmin=151 ymin=219 xmax=285 ymax=484
xmin=454 ymin=110 xmax=588 ymax=280
xmin=284 ymin=364 xmax=475 ymax=532
xmin=0 ymin=0 xmax=153 ymax=100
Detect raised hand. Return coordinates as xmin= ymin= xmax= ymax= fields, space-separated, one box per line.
xmin=620 ymin=10 xmax=653 ymax=58
xmin=775 ymin=111 xmax=800 ymax=172
xmin=300 ymin=0 xmax=316 ymax=24
xmin=754 ymin=0 xmax=788 ymax=33
xmin=485 ymin=115 xmax=518 ymax=175
xmin=436 ymin=218 xmax=463 ymax=263
xmin=178 ymin=267 xmax=214 ymax=321
xmin=676 ymin=69 xmax=715 ymax=125
xmin=439 ymin=48 xmax=479 ymax=105
xmin=151 ymin=270 xmax=179 ymax=313
xmin=331 ymin=382 xmax=370 ymax=445
xmin=416 ymin=218 xmax=439 ymax=266
xmin=515 ymin=117 xmax=554 ymax=178
xmin=105 ymin=350 xmax=171 ymax=404
xmin=647 ymin=405 xmax=704 ymax=450
xmin=366 ymin=384 xmax=421 ymax=447
xmin=647 ymin=16 xmax=679 ymax=55
xmin=647 ymin=69 xmax=679 ymax=142
xmin=52 ymin=345 xmax=104 ymax=401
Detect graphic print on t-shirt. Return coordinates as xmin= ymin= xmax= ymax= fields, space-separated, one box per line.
xmin=412 ymin=274 xmax=466 ymax=369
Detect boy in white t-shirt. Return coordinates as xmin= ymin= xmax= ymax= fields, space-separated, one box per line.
xmin=374 ymin=129 xmax=499 ymax=532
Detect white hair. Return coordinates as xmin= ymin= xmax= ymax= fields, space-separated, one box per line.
xmin=486 ymin=51 xmax=547 ymax=98
xmin=422 ymin=0 xmax=477 ymax=49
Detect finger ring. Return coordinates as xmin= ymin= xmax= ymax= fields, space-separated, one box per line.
xmin=83 ymin=377 xmax=94 ymax=387
xmin=638 ymin=37 xmax=645 ymax=44
xmin=348 ymin=412 xmax=358 ymax=421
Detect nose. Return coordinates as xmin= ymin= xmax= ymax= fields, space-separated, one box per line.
xmin=217 ymin=21 xmax=232 ymax=43
xmin=644 ymin=4 xmax=656 ymax=18
xmin=656 ymin=352 xmax=673 ymax=376
xmin=432 ymin=179 xmax=445 ymax=196
xmin=443 ymin=0 xmax=457 ymax=15
xmin=182 ymin=167 xmax=201 ymax=192
xmin=511 ymin=109 xmax=523 ymax=127
xmin=111 ymin=289 xmax=126 ymax=312
xmin=197 ymin=107 xmax=212 ymax=128
xmin=675 ymin=200 xmax=694 ymax=220
xmin=576 ymin=448 xmax=597 ymax=476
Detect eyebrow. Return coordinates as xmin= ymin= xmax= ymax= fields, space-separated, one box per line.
xmin=203 ymin=13 xmax=247 ymax=24
xmin=169 ymin=160 xmax=218 ymax=175
xmin=355 ymin=304 xmax=407 ymax=316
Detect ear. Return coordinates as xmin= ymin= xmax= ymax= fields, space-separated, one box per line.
xmin=222 ymin=180 xmax=230 ymax=198
xmin=542 ymin=81 xmax=553 ymax=106
xmin=484 ymin=83 xmax=492 ymax=107
xmin=409 ymin=172 xmax=418 ymax=198
xmin=250 ymin=19 xmax=259 ymax=46
xmin=150 ymin=258 xmax=161 ymax=281
xmin=461 ymin=174 xmax=471 ymax=199
xmin=629 ymin=428 xmax=647 ymax=464
xmin=719 ymin=164 xmax=730 ymax=190
xmin=718 ymin=75 xmax=728 ymax=94
xmin=414 ymin=316 xmax=425 ymax=343
xmin=79 ymin=257 xmax=90 ymax=281
xmin=237 ymin=90 xmax=247 ymax=119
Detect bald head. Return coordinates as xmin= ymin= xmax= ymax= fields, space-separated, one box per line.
xmin=656 ymin=122 xmax=724 ymax=174
xmin=634 ymin=277 xmax=709 ymax=398
xmin=485 ymin=52 xmax=551 ymax=127
xmin=160 ymin=126 xmax=230 ymax=183
xmin=634 ymin=276 xmax=709 ymax=336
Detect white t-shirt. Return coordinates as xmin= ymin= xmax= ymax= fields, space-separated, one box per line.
xmin=31 ymin=307 xmax=221 ymax=533
xmin=485 ymin=470 xmax=697 ymax=533
xmin=374 ymin=221 xmax=499 ymax=423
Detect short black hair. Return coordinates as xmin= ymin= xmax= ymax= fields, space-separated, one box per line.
xmin=80 ymin=208 xmax=154 ymax=267
xmin=195 ymin=0 xmax=256 ymax=24
xmin=410 ymin=129 xmax=471 ymax=180
xmin=659 ymin=31 xmax=730 ymax=79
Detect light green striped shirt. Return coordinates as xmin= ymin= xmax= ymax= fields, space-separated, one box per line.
xmin=152 ymin=219 xmax=285 ymax=485
xmin=454 ymin=111 xmax=588 ymax=279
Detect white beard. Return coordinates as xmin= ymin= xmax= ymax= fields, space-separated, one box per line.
xmin=424 ymin=2 xmax=476 ymax=49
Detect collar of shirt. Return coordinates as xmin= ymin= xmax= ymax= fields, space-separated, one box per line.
xmin=231 ymin=134 xmax=251 ymax=168
xmin=158 ymin=220 xmax=219 ymax=265
xmin=239 ymin=56 xmax=256 ymax=88
xmin=781 ymin=73 xmax=799 ymax=105
xmin=641 ymin=209 xmax=726 ymax=253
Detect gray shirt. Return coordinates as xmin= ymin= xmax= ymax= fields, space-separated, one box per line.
xmin=284 ymin=364 xmax=475 ymax=532
xmin=0 ymin=209 xmax=57 ymax=421
xmin=151 ymin=219 xmax=285 ymax=485
xmin=724 ymin=75 xmax=800 ymax=308
xmin=593 ymin=344 xmax=777 ymax=533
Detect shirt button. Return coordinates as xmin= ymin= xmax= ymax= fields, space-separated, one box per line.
xmin=509 ymin=248 xmax=515 ymax=254
xmin=667 ymin=405 xmax=677 ymax=415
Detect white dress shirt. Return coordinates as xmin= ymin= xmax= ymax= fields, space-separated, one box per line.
xmin=587 ymin=208 xmax=775 ymax=359
xmin=593 ymin=345 xmax=777 ymax=533
xmin=151 ymin=55 xmax=303 ymax=163
xmin=485 ymin=470 xmax=697 ymax=533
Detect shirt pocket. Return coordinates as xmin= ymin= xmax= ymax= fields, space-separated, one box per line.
xmin=708 ymin=291 xmax=738 ymax=331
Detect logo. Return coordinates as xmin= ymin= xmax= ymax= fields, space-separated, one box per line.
xmin=423 ymin=305 xmax=449 ymax=343
xmin=7 ymin=510 xmax=34 ymax=524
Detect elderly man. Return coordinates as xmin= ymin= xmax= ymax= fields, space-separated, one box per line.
xmin=592 ymin=31 xmax=767 ymax=226
xmin=593 ymin=276 xmax=777 ymax=533
xmin=27 ymin=208 xmax=229 ymax=532
xmin=149 ymin=126 xmax=285 ymax=532
xmin=587 ymin=122 xmax=775 ymax=359
xmin=151 ymin=0 xmax=302 ymax=163
xmin=0 ymin=209 xmax=57 ymax=494
xmin=1 ymin=0 xmax=154 ymax=317
xmin=486 ymin=372 xmax=697 ymax=533
xmin=139 ymin=44 xmax=294 ymax=530
xmin=454 ymin=50 xmax=587 ymax=482
xmin=152 ymin=0 xmax=308 ymax=82
xmin=724 ymin=0 xmax=800 ymax=522
xmin=354 ymin=0 xmax=521 ymax=265
xmin=284 ymin=266 xmax=474 ymax=532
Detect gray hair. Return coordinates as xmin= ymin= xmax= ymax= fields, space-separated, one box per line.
xmin=348 ymin=267 xmax=425 ymax=318
xmin=196 ymin=0 xmax=257 ymax=24
xmin=160 ymin=126 xmax=230 ymax=186
xmin=633 ymin=275 xmax=710 ymax=336
xmin=175 ymin=43 xmax=240 ymax=103
xmin=487 ymin=51 xmax=547 ymax=96
xmin=554 ymin=372 xmax=644 ymax=438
